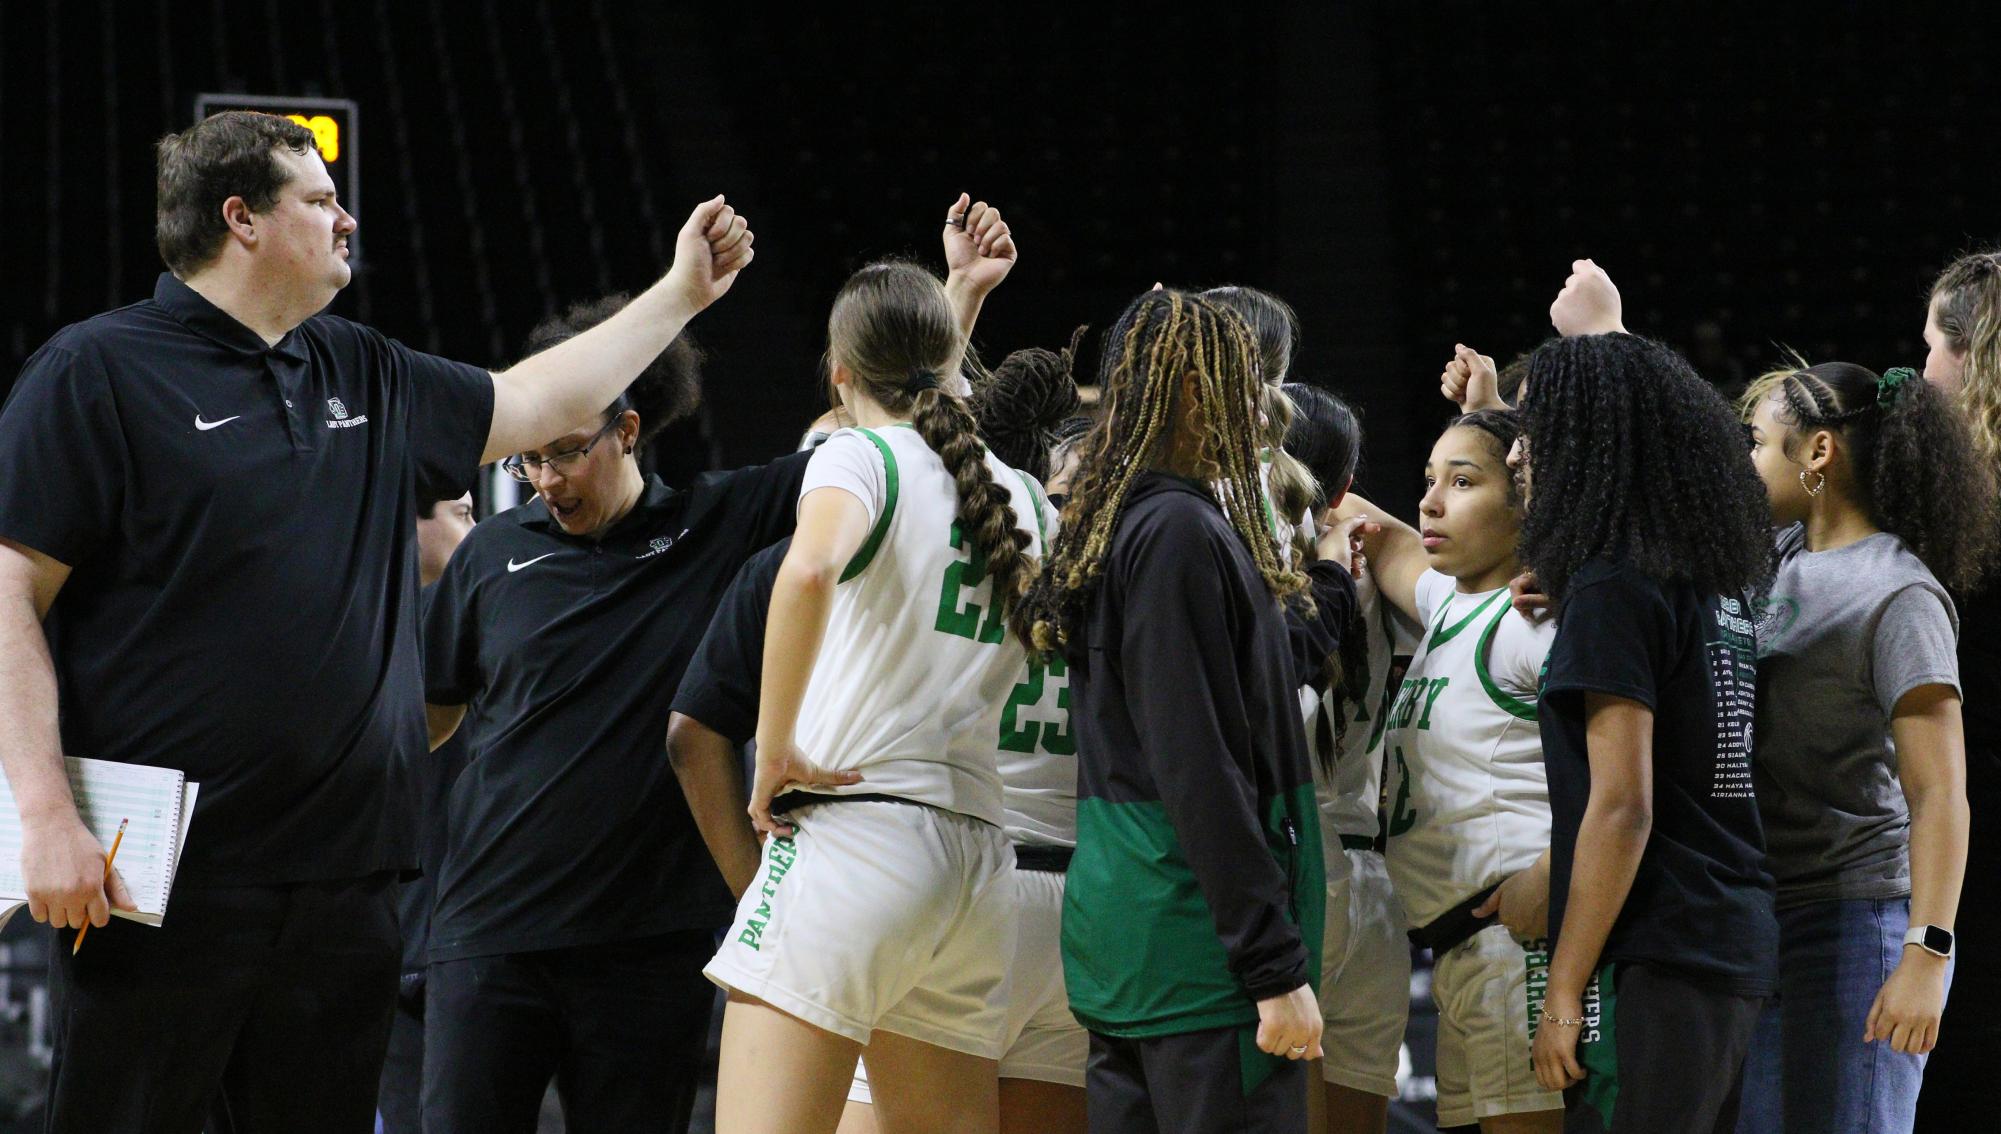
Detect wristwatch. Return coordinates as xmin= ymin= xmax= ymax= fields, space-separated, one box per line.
xmin=1904 ymin=924 xmax=1955 ymax=958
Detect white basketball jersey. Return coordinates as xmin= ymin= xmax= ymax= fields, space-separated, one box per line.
xmin=791 ymin=425 xmax=1048 ymax=827
xmin=1304 ymin=571 xmax=1421 ymax=853
xmin=995 ymin=636 xmax=1078 ymax=848
xmin=1382 ymin=570 xmax=1554 ymax=927
xmin=995 ymin=496 xmax=1077 ymax=849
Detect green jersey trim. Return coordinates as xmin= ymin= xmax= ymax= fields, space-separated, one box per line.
xmin=1428 ymin=587 xmax=1508 ymax=651
xmin=1474 ymin=601 xmax=1539 ymax=722
xmin=839 ymin=427 xmax=900 ymax=583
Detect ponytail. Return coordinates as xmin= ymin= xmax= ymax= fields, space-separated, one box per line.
xmin=1761 ymin=361 xmax=1998 ymax=591
xmin=827 ymin=260 xmax=1036 ymax=643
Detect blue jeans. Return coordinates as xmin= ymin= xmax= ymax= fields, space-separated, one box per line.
xmin=1736 ymin=897 xmax=1953 ymax=1134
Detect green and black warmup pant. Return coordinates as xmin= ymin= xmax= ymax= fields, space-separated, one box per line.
xmin=1086 ymin=1024 xmax=1307 ymax=1134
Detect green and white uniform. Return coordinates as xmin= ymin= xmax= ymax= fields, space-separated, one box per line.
xmin=1303 ymin=570 xmax=1417 ymax=1097
xmin=848 ymin=474 xmax=1089 ymax=1099
xmin=849 ymin=644 xmax=1089 ymax=1098
xmin=1383 ymin=569 xmax=1557 ymax=1127
xmin=705 ymin=425 xmax=1047 ymax=1058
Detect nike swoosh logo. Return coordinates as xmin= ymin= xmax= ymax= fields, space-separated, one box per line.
xmin=506 ymin=553 xmax=558 ymax=573
xmin=194 ymin=415 xmax=242 ymax=431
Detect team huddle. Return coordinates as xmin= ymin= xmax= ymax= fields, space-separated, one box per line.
xmin=0 ymin=111 xmax=1993 ymax=1134
xmin=418 ymin=227 xmax=1989 ymax=1134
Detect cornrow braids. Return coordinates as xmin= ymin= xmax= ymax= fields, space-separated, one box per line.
xmin=1016 ymin=290 xmax=1306 ymax=653
xmin=829 ymin=260 xmax=1035 ymax=639
xmin=1932 ymin=251 xmax=2001 ymax=466
xmin=1738 ymin=348 xmax=1814 ymax=423
xmin=1759 ymin=360 xmax=1998 ymax=592
xmin=971 ymin=325 xmax=1087 ymax=481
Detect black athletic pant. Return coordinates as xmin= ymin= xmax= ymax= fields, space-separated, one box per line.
xmin=421 ymin=930 xmax=718 ymax=1134
xmin=1567 ymin=962 xmax=1763 ymax=1134
xmin=374 ymin=975 xmax=427 ymax=1134
xmin=44 ymin=874 xmax=400 ymax=1134
xmin=1086 ymin=1024 xmax=1308 ymax=1134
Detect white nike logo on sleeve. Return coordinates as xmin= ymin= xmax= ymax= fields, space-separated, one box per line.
xmin=194 ymin=415 xmax=242 ymax=431
xmin=506 ymin=553 xmax=558 ymax=573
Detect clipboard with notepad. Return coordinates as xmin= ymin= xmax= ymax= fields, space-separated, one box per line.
xmin=0 ymin=757 xmax=199 ymax=931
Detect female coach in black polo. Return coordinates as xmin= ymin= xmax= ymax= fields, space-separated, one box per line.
xmin=416 ymin=200 xmax=1019 ymax=1134
xmin=418 ymin=299 xmax=808 ymax=1134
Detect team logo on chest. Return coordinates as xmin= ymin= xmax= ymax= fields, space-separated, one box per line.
xmin=325 ymin=396 xmax=369 ymax=429
xmin=635 ymin=528 xmax=691 ymax=560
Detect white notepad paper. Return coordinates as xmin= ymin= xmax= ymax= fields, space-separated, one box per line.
xmin=0 ymin=757 xmax=199 ymax=931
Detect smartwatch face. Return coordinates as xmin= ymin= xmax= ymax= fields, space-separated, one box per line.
xmin=1920 ymin=925 xmax=1955 ymax=955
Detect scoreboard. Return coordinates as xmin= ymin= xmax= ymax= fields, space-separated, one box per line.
xmin=193 ymin=93 xmax=360 ymax=262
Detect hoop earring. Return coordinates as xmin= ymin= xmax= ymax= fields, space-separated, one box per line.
xmin=1799 ymin=468 xmax=1826 ymax=497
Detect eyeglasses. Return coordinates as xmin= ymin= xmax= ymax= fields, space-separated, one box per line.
xmin=502 ymin=417 xmax=622 ymax=482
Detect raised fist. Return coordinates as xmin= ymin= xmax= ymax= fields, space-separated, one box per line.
xmin=1549 ymin=258 xmax=1625 ymax=337
xmin=1441 ymin=344 xmax=1505 ymax=412
xmin=666 ymin=195 xmax=755 ymax=312
xmin=943 ymin=193 xmax=1017 ymax=296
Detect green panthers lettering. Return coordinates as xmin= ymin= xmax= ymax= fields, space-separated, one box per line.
xmin=735 ymin=835 xmax=797 ymax=950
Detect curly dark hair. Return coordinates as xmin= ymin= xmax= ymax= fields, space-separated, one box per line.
xmin=1517 ymin=333 xmax=1772 ymax=603
xmin=522 ymin=293 xmax=705 ymax=450
xmin=1750 ymin=361 xmax=1999 ymax=591
xmin=971 ymin=326 xmax=1086 ymax=481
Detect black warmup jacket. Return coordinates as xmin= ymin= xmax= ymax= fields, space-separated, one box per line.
xmin=1060 ymin=472 xmax=1354 ymax=1036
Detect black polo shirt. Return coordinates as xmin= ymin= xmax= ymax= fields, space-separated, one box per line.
xmin=421 ymin=457 xmax=808 ymax=961
xmin=670 ymin=537 xmax=789 ymax=744
xmin=397 ymin=586 xmax=473 ymax=977
xmin=0 ymin=274 xmax=493 ymax=886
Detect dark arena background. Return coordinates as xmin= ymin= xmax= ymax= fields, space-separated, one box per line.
xmin=2 ymin=2 xmax=1998 ymax=1131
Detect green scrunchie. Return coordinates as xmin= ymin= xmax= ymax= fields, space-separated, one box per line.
xmin=1877 ymin=366 xmax=1918 ymax=408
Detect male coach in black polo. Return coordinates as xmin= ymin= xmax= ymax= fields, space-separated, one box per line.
xmin=0 ymin=111 xmax=754 ymax=1132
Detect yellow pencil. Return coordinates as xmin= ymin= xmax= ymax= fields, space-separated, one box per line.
xmin=71 ymin=817 xmax=128 ymax=956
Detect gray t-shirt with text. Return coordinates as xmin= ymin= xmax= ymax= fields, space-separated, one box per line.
xmin=1753 ymin=526 xmax=1959 ymax=907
